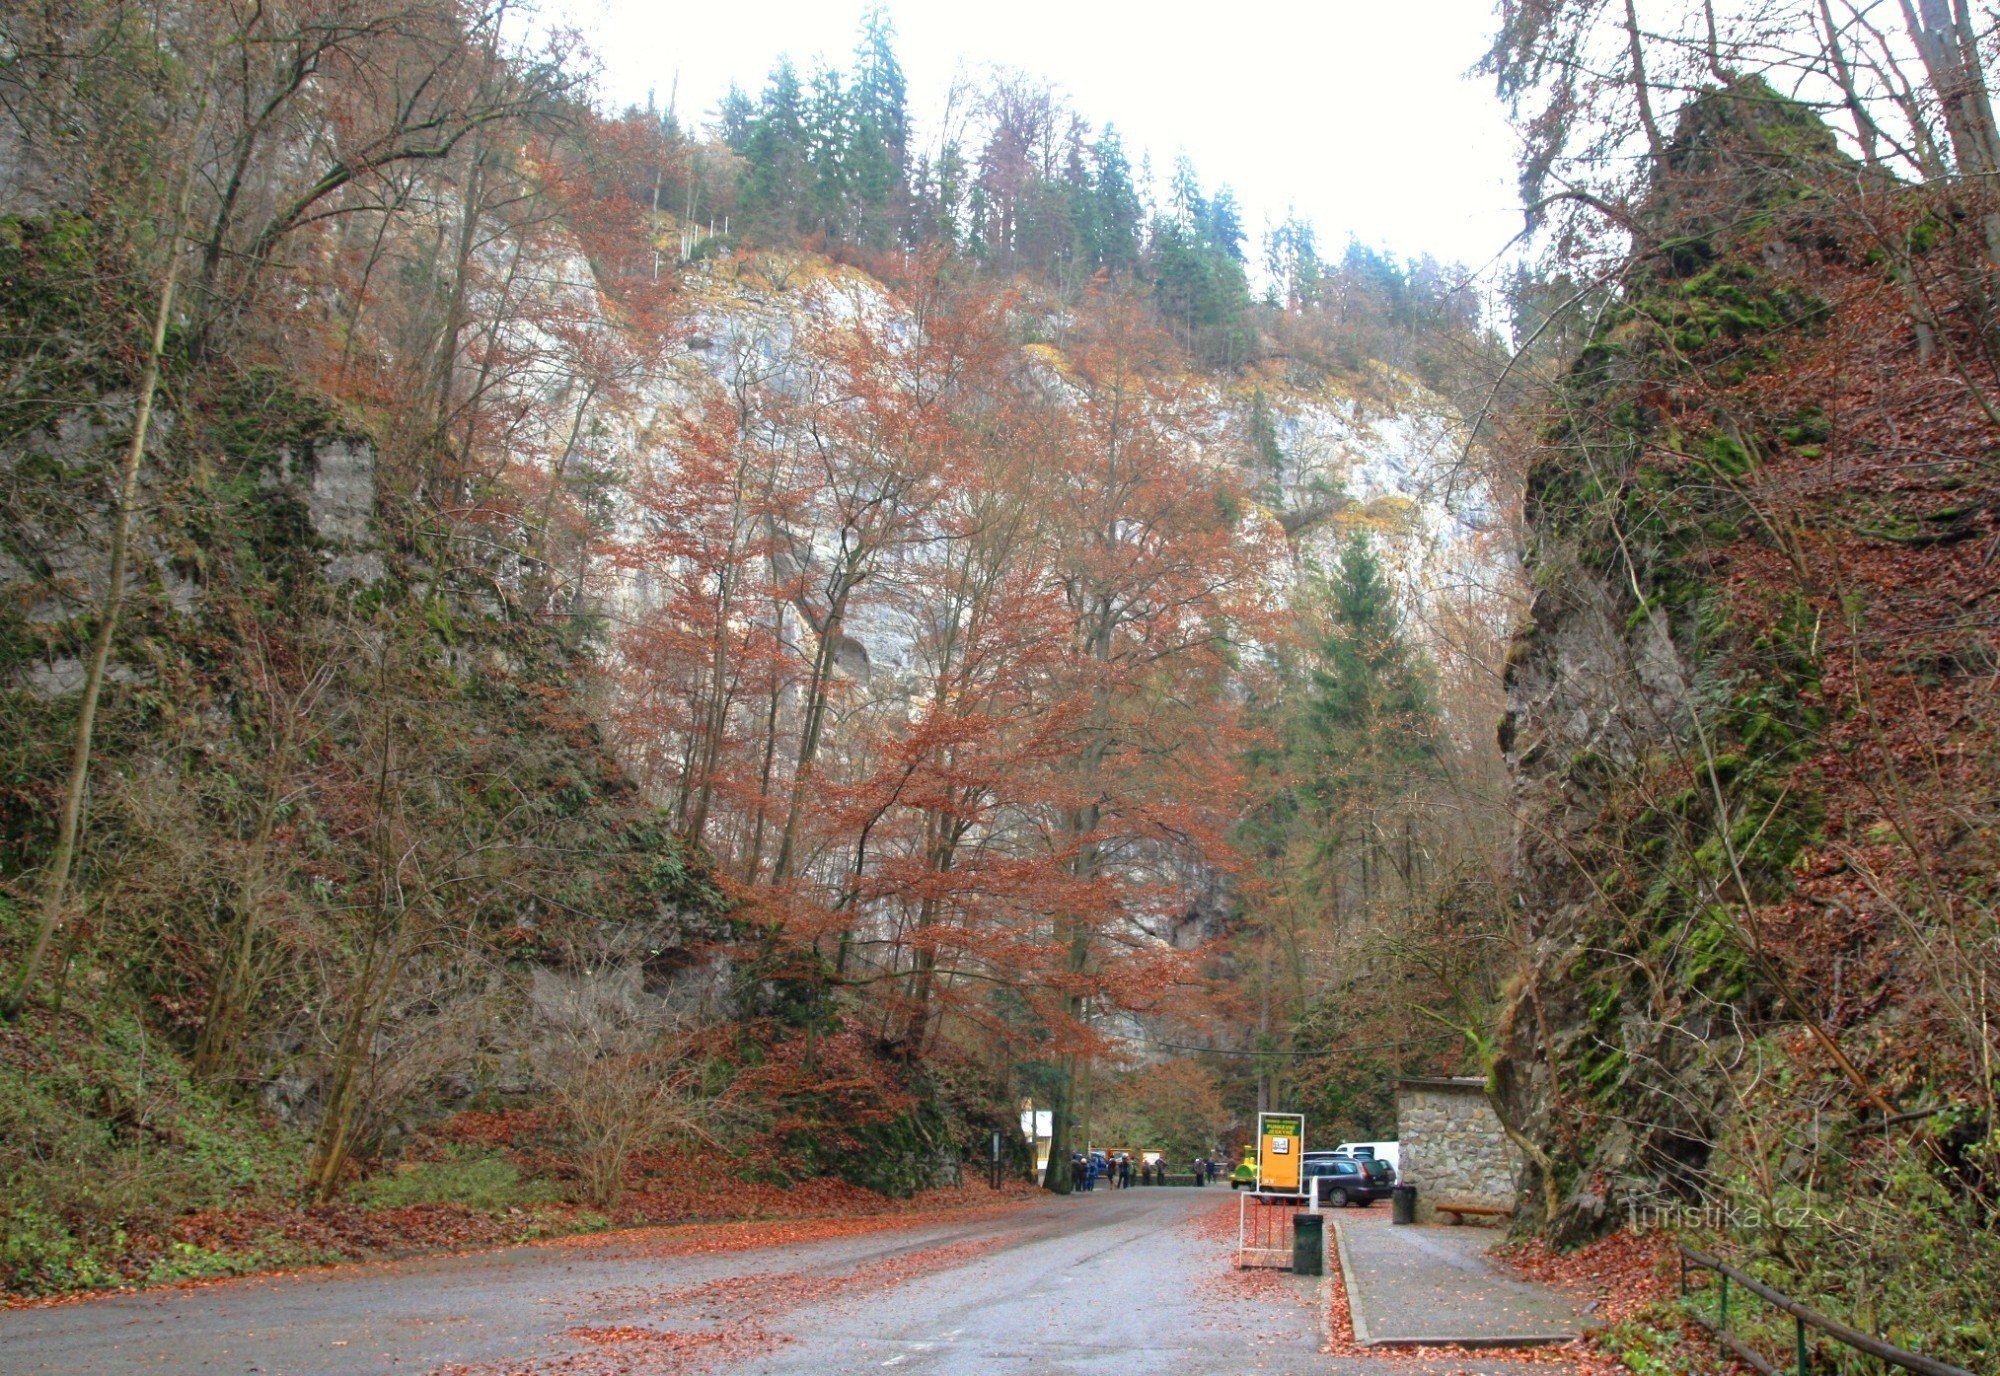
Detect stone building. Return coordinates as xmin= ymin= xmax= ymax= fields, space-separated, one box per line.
xmin=1394 ymin=1077 xmax=1521 ymax=1224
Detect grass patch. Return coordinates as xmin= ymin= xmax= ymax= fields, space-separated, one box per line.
xmin=352 ymin=1149 xmax=563 ymax=1211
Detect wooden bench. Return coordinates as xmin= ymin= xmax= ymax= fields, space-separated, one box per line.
xmin=1435 ymin=1201 xmax=1514 ymax=1225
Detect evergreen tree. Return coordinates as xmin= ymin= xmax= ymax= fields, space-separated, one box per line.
xmin=1168 ymin=154 xmax=1206 ymax=231
xmin=1201 ymin=186 xmax=1246 ymax=262
xmin=736 ymin=59 xmax=809 ymax=238
xmin=1263 ymin=212 xmax=1321 ymax=309
xmin=1298 ymin=534 xmax=1440 ymax=853
xmin=1088 ymin=125 xmax=1144 ymax=275
xmin=718 ymin=83 xmax=755 ymax=150
xmin=848 ymin=6 xmax=910 ymax=245
xmin=1147 ymin=216 xmax=1252 ymax=367
xmin=1246 ymin=387 xmax=1286 ymax=484
xmin=964 ymin=181 xmax=991 ymax=259
xmin=802 ymin=65 xmax=851 ymax=236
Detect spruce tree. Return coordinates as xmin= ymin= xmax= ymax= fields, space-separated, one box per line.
xmin=848 ymin=7 xmax=910 ymax=245
xmin=1246 ymin=387 xmax=1286 ymax=484
xmin=1088 ymin=125 xmax=1144 ymax=275
xmin=802 ymin=65 xmax=850 ymax=237
xmin=737 ymin=60 xmax=809 ymax=238
xmin=1202 ymin=186 xmax=1246 ymax=262
xmin=1298 ymin=534 xmax=1440 ymax=866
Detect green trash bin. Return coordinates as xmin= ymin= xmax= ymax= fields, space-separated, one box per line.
xmin=1392 ymin=1184 xmax=1417 ymax=1224
xmin=1291 ymin=1212 xmax=1324 ymax=1276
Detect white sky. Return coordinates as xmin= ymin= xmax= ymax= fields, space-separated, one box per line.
xmin=561 ymin=0 xmax=1525 ymax=272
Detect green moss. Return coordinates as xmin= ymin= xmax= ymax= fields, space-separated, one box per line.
xmin=351 ymin=1149 xmax=561 ymax=1210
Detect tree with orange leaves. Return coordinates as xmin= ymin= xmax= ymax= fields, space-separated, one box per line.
xmin=1020 ymin=299 xmax=1270 ymax=1188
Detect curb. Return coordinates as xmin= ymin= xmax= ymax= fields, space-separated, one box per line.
xmin=1331 ymin=1218 xmax=1373 ymax=1346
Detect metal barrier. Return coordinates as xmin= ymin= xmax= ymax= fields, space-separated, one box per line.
xmin=1679 ymin=1246 xmax=1978 ymax=1376
xmin=1235 ymin=1191 xmax=1298 ymax=1268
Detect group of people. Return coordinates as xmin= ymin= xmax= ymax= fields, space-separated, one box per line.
xmin=1066 ymin=1152 xmax=1227 ymax=1190
xmin=1068 ymin=1152 xmax=1123 ymax=1190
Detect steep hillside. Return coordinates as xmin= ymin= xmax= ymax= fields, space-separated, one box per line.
xmin=0 ymin=214 xmax=732 ymax=1289
xmin=1497 ymin=81 xmax=1999 ymax=1363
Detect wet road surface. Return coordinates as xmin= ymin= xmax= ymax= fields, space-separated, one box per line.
xmin=0 ymin=1189 xmax=1562 ymax=1375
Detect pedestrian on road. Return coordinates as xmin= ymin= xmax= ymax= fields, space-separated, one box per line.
xmin=1070 ymin=1153 xmax=1084 ymax=1192
xmin=1192 ymin=1156 xmax=1204 ymax=1186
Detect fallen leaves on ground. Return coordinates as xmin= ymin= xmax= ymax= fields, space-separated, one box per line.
xmin=1492 ymin=1227 xmax=1674 ymax=1329
xmin=2 ymin=1173 xmax=1038 ymax=1311
xmin=436 ymin=1233 xmax=1009 ymax=1376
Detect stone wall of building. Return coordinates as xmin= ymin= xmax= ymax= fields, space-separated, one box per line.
xmin=1395 ymin=1078 xmax=1521 ymax=1225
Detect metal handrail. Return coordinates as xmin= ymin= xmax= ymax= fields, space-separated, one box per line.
xmin=1679 ymin=1245 xmax=1979 ymax=1376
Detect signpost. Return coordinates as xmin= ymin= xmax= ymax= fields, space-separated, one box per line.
xmin=1256 ymin=1112 xmax=1304 ymax=1195
xmin=1238 ymin=1111 xmax=1308 ymax=1269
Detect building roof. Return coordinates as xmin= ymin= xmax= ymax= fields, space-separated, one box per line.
xmin=1394 ymin=1076 xmax=1489 ymax=1092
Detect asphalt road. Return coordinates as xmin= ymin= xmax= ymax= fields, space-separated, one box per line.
xmin=0 ymin=1189 xmax=1555 ymax=1376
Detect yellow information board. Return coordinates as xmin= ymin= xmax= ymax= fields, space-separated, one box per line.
xmin=1257 ymin=1112 xmax=1304 ymax=1193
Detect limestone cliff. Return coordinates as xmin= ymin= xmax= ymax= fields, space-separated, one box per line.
xmin=1493 ymin=83 xmax=1999 ymax=1361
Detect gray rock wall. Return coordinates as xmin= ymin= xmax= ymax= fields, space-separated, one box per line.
xmin=1395 ymin=1080 xmax=1520 ymax=1224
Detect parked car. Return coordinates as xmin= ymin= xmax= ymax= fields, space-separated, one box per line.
xmin=1301 ymin=1156 xmax=1386 ymax=1207
xmin=1309 ymin=1146 xmax=1396 ymax=1185
xmin=1333 ymin=1140 xmax=1401 ymax=1175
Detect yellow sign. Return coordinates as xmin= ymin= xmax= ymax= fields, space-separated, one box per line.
xmin=1257 ymin=1112 xmax=1304 ymax=1193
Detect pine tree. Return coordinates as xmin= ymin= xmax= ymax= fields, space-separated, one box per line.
xmin=1201 ymin=186 xmax=1246 ymax=262
xmin=1168 ymin=154 xmax=1206 ymax=231
xmin=1088 ymin=125 xmax=1143 ymax=275
xmin=848 ymin=6 xmax=910 ymax=246
xmin=802 ymin=65 xmax=850 ymax=237
xmin=1299 ymin=533 xmax=1440 ymax=858
xmin=1246 ymin=387 xmax=1286 ymax=483
xmin=718 ymin=84 xmax=755 ymax=150
xmin=1264 ymin=212 xmax=1321 ymax=309
xmin=737 ymin=60 xmax=809 ymax=239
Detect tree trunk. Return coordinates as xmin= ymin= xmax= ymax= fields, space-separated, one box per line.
xmin=1903 ymin=0 xmax=2000 ymax=271
xmin=1040 ymin=1049 xmax=1077 ymax=1194
xmin=306 ymin=637 xmax=407 ymax=1201
xmin=771 ymin=580 xmax=854 ymax=883
xmin=686 ymin=457 xmax=752 ymax=845
xmin=1623 ymin=0 xmax=1666 ymax=162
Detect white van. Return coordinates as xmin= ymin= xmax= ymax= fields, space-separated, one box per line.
xmin=1333 ymin=1140 xmax=1400 ymax=1175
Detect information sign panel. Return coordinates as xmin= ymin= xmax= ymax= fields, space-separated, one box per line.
xmin=1256 ymin=1112 xmax=1304 ymax=1194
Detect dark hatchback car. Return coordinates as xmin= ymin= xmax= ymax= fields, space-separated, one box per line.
xmin=1303 ymin=1151 xmax=1395 ymax=1186
xmin=1301 ymin=1156 xmax=1387 ymax=1207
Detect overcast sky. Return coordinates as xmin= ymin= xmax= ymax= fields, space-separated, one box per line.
xmin=559 ymin=0 xmax=1525 ymax=273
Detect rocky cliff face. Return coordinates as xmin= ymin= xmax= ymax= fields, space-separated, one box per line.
xmin=1493 ymin=79 xmax=2000 ymax=1292
xmin=0 ymin=212 xmax=730 ymax=1145
xmin=611 ymin=253 xmax=1509 ymax=713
